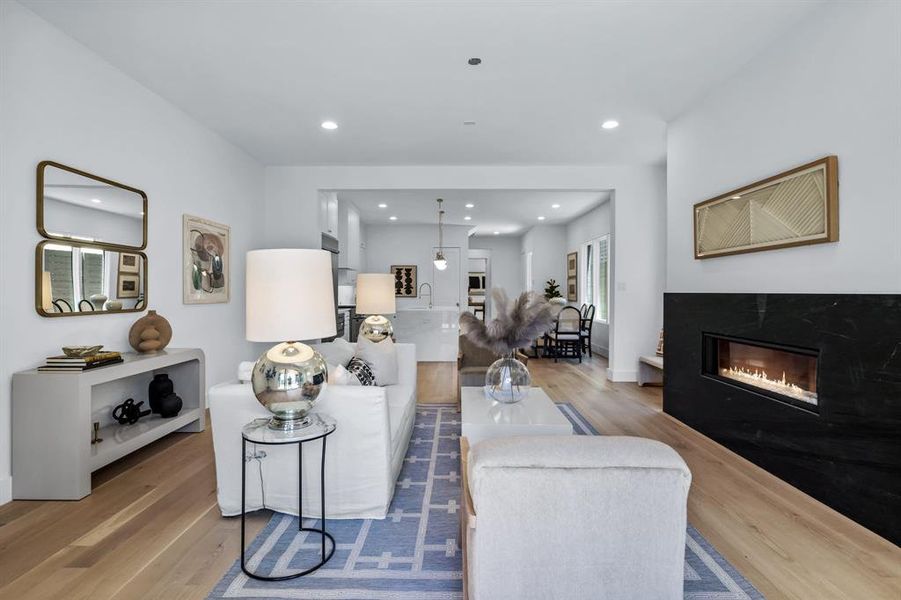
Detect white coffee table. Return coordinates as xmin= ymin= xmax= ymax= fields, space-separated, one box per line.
xmin=460 ymin=386 xmax=573 ymax=445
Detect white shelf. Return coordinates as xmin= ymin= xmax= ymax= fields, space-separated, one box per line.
xmin=89 ymin=408 xmax=203 ymax=471
xmin=12 ymin=348 xmax=205 ymax=500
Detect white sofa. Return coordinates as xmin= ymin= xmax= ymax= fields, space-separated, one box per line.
xmin=208 ymin=342 xmax=416 ymax=520
xmin=463 ymin=435 xmax=691 ymax=600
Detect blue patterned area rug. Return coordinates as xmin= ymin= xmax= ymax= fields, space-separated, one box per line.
xmin=210 ymin=404 xmax=764 ymax=599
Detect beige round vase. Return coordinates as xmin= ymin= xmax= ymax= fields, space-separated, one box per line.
xmin=128 ymin=310 xmax=173 ymax=353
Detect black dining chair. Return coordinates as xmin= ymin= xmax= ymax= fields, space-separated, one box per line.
xmin=52 ymin=299 xmax=73 ymax=313
xmin=580 ymin=304 xmax=596 ymax=357
xmin=546 ymin=305 xmax=582 ymax=363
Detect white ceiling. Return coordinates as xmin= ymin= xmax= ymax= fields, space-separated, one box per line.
xmin=23 ymin=1 xmax=823 ymax=166
xmin=338 ymin=189 xmax=609 ymax=236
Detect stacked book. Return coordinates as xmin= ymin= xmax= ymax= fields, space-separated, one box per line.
xmin=38 ymin=351 xmax=124 ymax=372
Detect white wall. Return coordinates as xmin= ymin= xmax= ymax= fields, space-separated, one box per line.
xmin=566 ymin=201 xmax=613 ymax=356
xmin=521 ymin=225 xmax=567 ymax=297
xmin=262 ymin=164 xmax=666 ymax=381
xmin=469 ymin=235 xmax=523 ymax=296
xmin=364 ymin=224 xmax=470 ymax=310
xmin=667 ymin=1 xmax=901 ymax=293
xmin=0 ymin=1 xmax=265 ymax=503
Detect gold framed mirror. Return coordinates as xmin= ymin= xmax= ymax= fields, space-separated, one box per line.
xmin=37 ymin=160 xmax=148 ymax=250
xmin=36 ymin=240 xmax=147 ymax=317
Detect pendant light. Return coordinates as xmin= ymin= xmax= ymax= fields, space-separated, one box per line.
xmin=433 ymin=198 xmax=448 ymax=271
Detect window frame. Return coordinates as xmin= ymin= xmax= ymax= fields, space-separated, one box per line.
xmin=580 ymin=235 xmax=610 ymax=324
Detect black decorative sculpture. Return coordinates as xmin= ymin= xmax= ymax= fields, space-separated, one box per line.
xmin=112 ymin=398 xmax=151 ymax=425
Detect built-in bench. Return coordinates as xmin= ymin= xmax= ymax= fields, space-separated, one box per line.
xmin=638 ymin=355 xmax=663 ymax=386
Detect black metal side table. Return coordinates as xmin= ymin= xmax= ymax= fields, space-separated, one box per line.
xmin=240 ymin=413 xmax=337 ymax=581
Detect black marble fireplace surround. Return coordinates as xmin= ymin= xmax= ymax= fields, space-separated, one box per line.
xmin=664 ymin=293 xmax=901 ymax=544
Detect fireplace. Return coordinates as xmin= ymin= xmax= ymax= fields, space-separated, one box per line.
xmin=702 ymin=334 xmax=819 ymax=413
xmin=664 ymin=293 xmax=901 ymax=545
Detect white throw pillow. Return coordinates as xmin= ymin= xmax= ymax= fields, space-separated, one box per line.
xmin=354 ymin=335 xmax=399 ymax=386
xmin=312 ymin=338 xmax=356 ymax=368
xmin=327 ymin=363 xmax=355 ymax=386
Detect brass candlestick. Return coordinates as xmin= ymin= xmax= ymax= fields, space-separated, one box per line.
xmin=91 ymin=421 xmax=103 ymax=445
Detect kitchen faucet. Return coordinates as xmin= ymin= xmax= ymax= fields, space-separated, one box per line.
xmin=419 ymin=282 xmax=433 ymax=309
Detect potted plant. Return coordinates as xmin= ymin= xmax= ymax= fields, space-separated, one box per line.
xmin=544 ymin=279 xmax=567 ymax=305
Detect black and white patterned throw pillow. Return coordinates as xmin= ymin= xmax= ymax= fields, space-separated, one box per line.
xmin=346 ymin=357 xmax=377 ymax=386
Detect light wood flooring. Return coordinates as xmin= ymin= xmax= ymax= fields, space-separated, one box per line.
xmin=0 ymin=357 xmax=898 ymax=599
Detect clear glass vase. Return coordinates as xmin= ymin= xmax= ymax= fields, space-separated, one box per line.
xmin=484 ymin=354 xmax=531 ymax=404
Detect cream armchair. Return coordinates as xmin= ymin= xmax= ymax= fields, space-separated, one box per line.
xmin=461 ymin=435 xmax=691 ymax=600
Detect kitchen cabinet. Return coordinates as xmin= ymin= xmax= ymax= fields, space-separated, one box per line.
xmin=338 ymin=200 xmax=361 ymax=271
xmin=319 ymin=191 xmax=338 ymax=235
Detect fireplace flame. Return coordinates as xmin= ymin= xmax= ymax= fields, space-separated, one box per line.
xmin=720 ymin=366 xmax=817 ymax=405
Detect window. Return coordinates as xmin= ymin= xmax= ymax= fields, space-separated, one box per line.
xmin=81 ymin=247 xmax=106 ymax=301
xmin=45 ymin=245 xmax=74 ymax=308
xmin=584 ymin=243 xmax=594 ymax=305
xmin=43 ymin=244 xmax=109 ymax=309
xmin=580 ymin=235 xmax=609 ymax=323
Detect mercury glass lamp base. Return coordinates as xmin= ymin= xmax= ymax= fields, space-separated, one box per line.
xmin=268 ymin=414 xmax=313 ymax=431
xmin=359 ymin=315 xmax=394 ymax=342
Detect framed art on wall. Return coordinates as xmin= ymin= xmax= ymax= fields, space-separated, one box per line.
xmin=566 ymin=251 xmax=578 ymax=302
xmin=390 ymin=265 xmax=417 ymax=297
xmin=183 ymin=214 xmax=230 ymax=304
xmin=118 ymin=252 xmax=141 ymax=274
xmin=117 ymin=273 xmax=141 ymax=298
xmin=694 ymin=156 xmax=838 ymax=259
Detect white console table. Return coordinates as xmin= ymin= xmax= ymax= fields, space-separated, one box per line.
xmin=11 ymin=348 xmax=205 ymax=500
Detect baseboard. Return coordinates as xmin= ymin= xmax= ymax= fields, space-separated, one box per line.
xmin=591 ymin=344 xmax=609 ymax=358
xmin=608 ymin=369 xmax=638 ymax=382
xmin=0 ymin=476 xmax=11 ymax=505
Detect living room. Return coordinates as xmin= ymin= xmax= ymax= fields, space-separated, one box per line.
xmin=0 ymin=1 xmax=899 ymax=599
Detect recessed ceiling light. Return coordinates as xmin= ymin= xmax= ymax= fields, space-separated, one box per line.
xmin=389 ymin=216 xmax=398 ymax=221
xmin=537 ymin=216 xmax=545 ymax=221
xmin=465 ymin=203 xmax=475 ymax=208
xmin=493 ymin=231 xmax=500 ymax=235
xmin=730 ymin=195 xmax=742 ymax=200
xmin=551 ymin=204 xmax=561 ymax=209
xmin=468 ymin=57 xmax=482 ymax=66
xmin=321 ymin=120 xmax=338 ymax=130
xmin=378 ymin=203 xmax=387 ymax=208
xmin=601 ymin=120 xmax=619 ymax=130
xmin=464 ymin=216 xmax=472 ymax=221
xmin=90 ymin=198 xmax=102 ymax=204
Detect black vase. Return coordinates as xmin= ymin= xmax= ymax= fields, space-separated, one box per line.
xmin=157 ymin=393 xmax=183 ymax=419
xmin=148 ymin=373 xmax=174 ymax=414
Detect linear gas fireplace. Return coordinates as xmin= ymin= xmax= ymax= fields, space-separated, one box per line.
xmin=665 ymin=293 xmax=901 ymax=545
xmin=702 ymin=334 xmax=819 ymax=413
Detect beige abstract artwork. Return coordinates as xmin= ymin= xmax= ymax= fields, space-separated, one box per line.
xmin=694 ymin=156 xmax=838 ymax=259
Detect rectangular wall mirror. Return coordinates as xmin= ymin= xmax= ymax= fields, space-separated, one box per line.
xmin=36 ymin=240 xmax=147 ymax=317
xmin=37 ymin=161 xmax=147 ymax=250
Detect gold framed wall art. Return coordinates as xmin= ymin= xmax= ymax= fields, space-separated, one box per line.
xmin=694 ymin=156 xmax=838 ymax=259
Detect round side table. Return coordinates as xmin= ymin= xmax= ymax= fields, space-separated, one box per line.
xmin=240 ymin=413 xmax=337 ymax=581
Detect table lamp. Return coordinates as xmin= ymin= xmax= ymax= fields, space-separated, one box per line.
xmin=355 ymin=273 xmax=396 ymax=342
xmin=246 ymin=249 xmax=336 ymax=430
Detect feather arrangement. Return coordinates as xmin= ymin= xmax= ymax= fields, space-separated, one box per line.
xmin=460 ymin=289 xmax=554 ymax=355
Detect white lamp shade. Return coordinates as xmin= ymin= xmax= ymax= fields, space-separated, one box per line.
xmin=355 ymin=273 xmax=396 ymax=315
xmin=246 ymin=249 xmax=336 ymax=342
